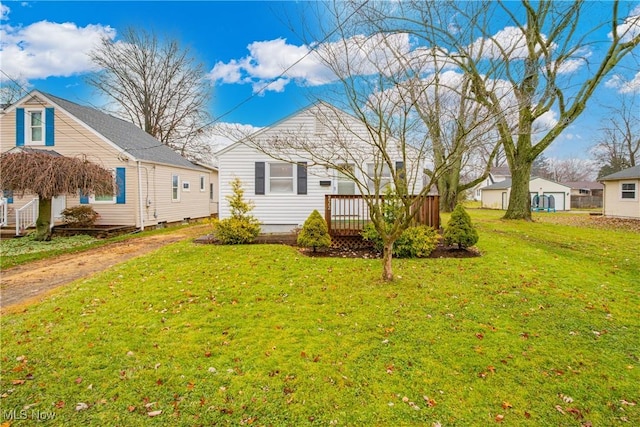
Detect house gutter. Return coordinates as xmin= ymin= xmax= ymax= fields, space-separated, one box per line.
xmin=137 ymin=161 xmax=145 ymax=231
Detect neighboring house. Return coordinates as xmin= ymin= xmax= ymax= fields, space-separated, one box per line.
xmin=471 ymin=166 xmax=511 ymax=201
xmin=0 ymin=90 xmax=216 ymax=231
xmin=562 ymin=181 xmax=604 ymax=209
xmin=599 ymin=165 xmax=640 ymax=219
xmin=481 ymin=177 xmax=572 ymax=211
xmin=215 ymin=102 xmax=428 ymax=233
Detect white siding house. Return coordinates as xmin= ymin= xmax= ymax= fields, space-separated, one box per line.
xmin=0 ymin=90 xmax=216 ymax=231
xmin=471 ymin=166 xmax=511 ymax=201
xmin=600 ymin=166 xmax=640 ymax=219
xmin=481 ymin=177 xmax=572 ymax=211
xmin=215 ymin=103 xmax=428 ymax=232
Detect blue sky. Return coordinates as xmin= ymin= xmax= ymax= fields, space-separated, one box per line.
xmin=1 ymin=1 xmax=639 ymax=159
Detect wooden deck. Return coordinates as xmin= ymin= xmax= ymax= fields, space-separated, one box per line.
xmin=324 ymin=194 xmax=440 ymax=248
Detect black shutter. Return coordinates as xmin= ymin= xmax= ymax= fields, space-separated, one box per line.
xmin=297 ymin=162 xmax=307 ymax=195
xmin=395 ymin=161 xmax=405 ymax=180
xmin=255 ymin=162 xmax=265 ymax=195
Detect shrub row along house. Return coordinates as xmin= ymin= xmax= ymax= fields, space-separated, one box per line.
xmin=0 ymin=90 xmax=218 ymax=234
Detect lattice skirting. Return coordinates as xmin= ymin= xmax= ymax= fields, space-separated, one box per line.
xmin=330 ymin=235 xmax=373 ymax=249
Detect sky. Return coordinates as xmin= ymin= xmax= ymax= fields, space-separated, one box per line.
xmin=1 ymin=1 xmax=639 ymax=159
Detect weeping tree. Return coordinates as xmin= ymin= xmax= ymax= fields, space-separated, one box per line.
xmin=0 ymin=151 xmax=115 ymax=241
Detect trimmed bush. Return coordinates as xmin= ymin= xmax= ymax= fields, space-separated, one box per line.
xmin=61 ymin=205 xmax=100 ymax=227
xmin=444 ymin=204 xmax=479 ymax=249
xmin=297 ymin=210 xmax=331 ymax=252
xmin=213 ymin=217 xmax=261 ymax=245
xmin=393 ymin=225 xmax=439 ymax=258
xmin=362 ymin=223 xmax=438 ymax=258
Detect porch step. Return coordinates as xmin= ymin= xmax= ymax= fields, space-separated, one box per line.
xmin=0 ymin=226 xmax=29 ymax=239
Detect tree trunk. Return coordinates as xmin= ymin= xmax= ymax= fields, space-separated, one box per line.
xmin=382 ymin=240 xmax=394 ymax=281
xmin=504 ymin=158 xmax=533 ymax=220
xmin=438 ymin=175 xmax=460 ymax=213
xmin=34 ymin=197 xmax=52 ymax=241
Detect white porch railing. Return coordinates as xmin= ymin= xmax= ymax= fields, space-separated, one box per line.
xmin=0 ymin=197 xmax=7 ymax=227
xmin=16 ymin=198 xmax=38 ymax=236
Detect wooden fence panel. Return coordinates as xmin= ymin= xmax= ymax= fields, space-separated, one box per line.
xmin=325 ymin=194 xmax=440 ymax=238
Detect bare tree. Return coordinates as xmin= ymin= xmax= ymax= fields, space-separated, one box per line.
xmin=243 ymin=23 xmax=449 ymax=280
xmin=0 ymin=151 xmax=115 ymax=241
xmin=592 ymin=94 xmax=639 ymax=176
xmin=400 ymin=66 xmax=503 ymax=211
xmin=87 ymin=27 xmax=212 ymax=162
xmin=546 ymin=157 xmax=596 ymax=182
xmin=0 ymin=77 xmax=27 ymax=108
xmin=359 ymin=0 xmax=640 ymax=220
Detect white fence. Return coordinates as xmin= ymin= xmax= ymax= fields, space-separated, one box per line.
xmin=16 ymin=198 xmax=38 ymax=236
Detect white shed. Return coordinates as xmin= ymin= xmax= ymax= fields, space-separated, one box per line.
xmin=481 ymin=177 xmax=572 ymax=211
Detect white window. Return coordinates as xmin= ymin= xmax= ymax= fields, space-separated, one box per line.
xmin=269 ymin=163 xmax=294 ymax=193
xmin=182 ymin=181 xmax=191 ymax=191
xmin=337 ymin=163 xmax=356 ymax=195
xmin=621 ymin=182 xmax=637 ymax=200
xmin=200 ymin=175 xmax=206 ymax=192
xmin=27 ymin=110 xmax=44 ymax=145
xmin=367 ymin=163 xmax=392 ymax=192
xmin=172 ymin=174 xmax=180 ymax=201
xmin=89 ymin=170 xmax=116 ymax=204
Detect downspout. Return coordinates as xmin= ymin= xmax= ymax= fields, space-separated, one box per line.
xmin=137 ymin=161 xmax=145 ymax=231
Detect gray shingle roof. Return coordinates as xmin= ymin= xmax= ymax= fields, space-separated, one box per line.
xmin=599 ymin=165 xmax=640 ymax=181
xmin=42 ymin=92 xmax=204 ymax=170
xmin=482 ymin=178 xmax=512 ymax=190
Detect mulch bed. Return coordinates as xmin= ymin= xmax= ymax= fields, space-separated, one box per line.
xmin=195 ymin=233 xmax=480 ymax=259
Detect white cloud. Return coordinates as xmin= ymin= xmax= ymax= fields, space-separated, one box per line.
xmin=208 ymin=38 xmax=332 ymax=94
xmin=208 ymin=122 xmax=263 ymax=151
xmin=469 ymin=26 xmax=531 ymax=60
xmin=610 ymin=4 xmax=640 ymax=42
xmin=0 ymin=20 xmax=115 ymax=81
xmin=605 ymin=71 xmax=640 ymax=94
xmin=208 ymin=33 xmax=414 ymax=94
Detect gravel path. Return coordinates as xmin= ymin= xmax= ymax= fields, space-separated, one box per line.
xmin=0 ymin=225 xmax=208 ymax=312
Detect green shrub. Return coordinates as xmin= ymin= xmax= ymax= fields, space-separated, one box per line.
xmin=393 ymin=225 xmax=439 ymax=258
xmin=61 ymin=205 xmax=100 ymax=227
xmin=297 ymin=210 xmax=331 ymax=252
xmin=213 ymin=216 xmax=261 ymax=245
xmin=361 ymin=223 xmax=386 ymax=253
xmin=443 ymin=204 xmax=479 ymax=249
xmin=362 ymin=223 xmax=438 ymax=258
xmin=213 ymin=178 xmax=261 ymax=244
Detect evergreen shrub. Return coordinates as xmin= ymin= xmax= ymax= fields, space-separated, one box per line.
xmin=297 ymin=210 xmax=331 ymax=252
xmin=443 ymin=204 xmax=479 ymax=249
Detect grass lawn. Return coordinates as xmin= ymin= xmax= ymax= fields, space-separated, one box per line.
xmin=0 ymin=223 xmax=196 ymax=270
xmin=1 ymin=209 xmax=638 ymax=425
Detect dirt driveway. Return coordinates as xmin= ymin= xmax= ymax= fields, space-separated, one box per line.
xmin=0 ymin=225 xmax=208 ymax=312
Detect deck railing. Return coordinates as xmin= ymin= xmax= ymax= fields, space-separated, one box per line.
xmin=16 ymin=198 xmax=38 ymax=236
xmin=324 ymin=194 xmax=440 ymax=237
xmin=0 ymin=198 xmax=7 ymax=227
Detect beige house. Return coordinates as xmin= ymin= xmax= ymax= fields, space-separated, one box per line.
xmin=599 ymin=166 xmax=640 ymax=219
xmin=481 ymin=177 xmax=572 ymax=211
xmin=0 ymin=90 xmax=217 ymax=233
